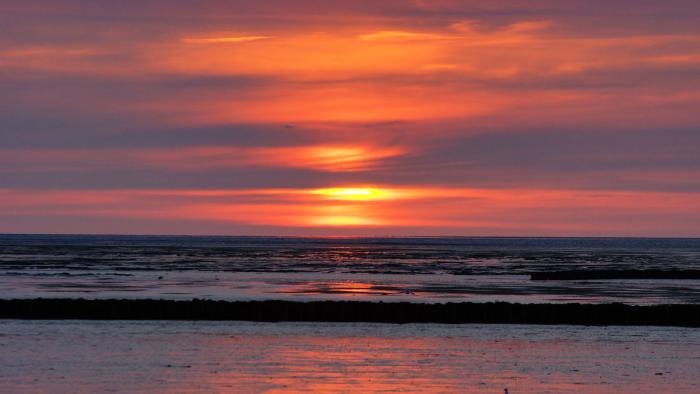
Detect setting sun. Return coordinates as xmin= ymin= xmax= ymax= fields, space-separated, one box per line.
xmin=312 ymin=188 xmax=394 ymax=201
xmin=313 ymin=216 xmax=377 ymax=226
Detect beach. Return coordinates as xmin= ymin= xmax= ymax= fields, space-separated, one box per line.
xmin=2 ymin=235 xmax=700 ymax=392
xmin=1 ymin=320 xmax=698 ymax=393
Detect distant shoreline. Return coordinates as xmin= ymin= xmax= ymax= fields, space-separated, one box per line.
xmin=2 ymin=299 xmax=699 ymax=327
xmin=530 ymin=269 xmax=700 ymax=280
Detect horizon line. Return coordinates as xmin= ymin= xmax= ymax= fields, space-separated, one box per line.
xmin=2 ymin=232 xmax=699 ymax=240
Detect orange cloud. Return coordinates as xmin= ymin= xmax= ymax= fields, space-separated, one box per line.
xmin=5 ymin=17 xmax=699 ymax=126
xmin=0 ymin=144 xmax=407 ymax=173
xmin=357 ymin=30 xmax=449 ymax=41
xmin=148 ymin=21 xmax=700 ymax=124
xmin=135 ymin=145 xmax=406 ymax=172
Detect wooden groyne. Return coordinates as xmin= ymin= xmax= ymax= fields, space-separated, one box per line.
xmin=1 ymin=299 xmax=699 ymax=327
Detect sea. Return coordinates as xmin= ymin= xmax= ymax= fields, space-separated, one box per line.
xmin=2 ymin=234 xmax=699 ymax=305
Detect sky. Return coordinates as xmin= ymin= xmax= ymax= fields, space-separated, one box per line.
xmin=1 ymin=0 xmax=699 ymax=236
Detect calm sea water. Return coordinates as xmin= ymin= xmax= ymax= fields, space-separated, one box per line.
xmin=1 ymin=235 xmax=699 ymax=304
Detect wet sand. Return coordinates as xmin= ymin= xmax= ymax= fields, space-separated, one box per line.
xmin=3 ymin=270 xmax=700 ymax=305
xmin=5 ymin=235 xmax=700 ymax=305
xmin=1 ymin=320 xmax=698 ymax=393
xmin=531 ymin=269 xmax=700 ymax=280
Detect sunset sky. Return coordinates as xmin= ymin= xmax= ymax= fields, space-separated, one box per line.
xmin=2 ymin=0 xmax=699 ymax=236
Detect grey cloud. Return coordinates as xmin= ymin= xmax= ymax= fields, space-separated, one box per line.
xmin=0 ymin=166 xmax=347 ymax=190
xmin=376 ymin=127 xmax=700 ymax=192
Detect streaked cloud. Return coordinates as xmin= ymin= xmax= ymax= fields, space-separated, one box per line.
xmin=135 ymin=144 xmax=406 ymax=172
xmin=182 ymin=36 xmax=271 ymax=44
xmin=357 ymin=31 xmax=448 ymax=41
xmin=0 ymin=144 xmax=407 ymax=173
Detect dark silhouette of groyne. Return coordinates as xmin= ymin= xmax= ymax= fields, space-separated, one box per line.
xmin=1 ymin=299 xmax=699 ymax=327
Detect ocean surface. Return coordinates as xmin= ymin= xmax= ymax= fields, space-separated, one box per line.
xmin=1 ymin=234 xmax=700 ymax=305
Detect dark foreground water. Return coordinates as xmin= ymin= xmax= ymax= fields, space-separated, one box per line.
xmin=1 ymin=235 xmax=700 ymax=304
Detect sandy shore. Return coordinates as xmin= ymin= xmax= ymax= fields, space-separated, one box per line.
xmin=1 ymin=320 xmax=698 ymax=393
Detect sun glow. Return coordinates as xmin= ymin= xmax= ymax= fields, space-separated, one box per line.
xmin=124 ymin=144 xmax=404 ymax=172
xmin=313 ymin=188 xmax=394 ymax=201
xmin=313 ymin=216 xmax=378 ymax=226
xmin=301 ymin=146 xmax=404 ymax=172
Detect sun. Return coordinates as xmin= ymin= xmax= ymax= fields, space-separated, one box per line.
xmin=313 ymin=216 xmax=378 ymax=226
xmin=312 ymin=187 xmax=392 ymax=201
